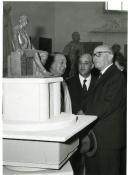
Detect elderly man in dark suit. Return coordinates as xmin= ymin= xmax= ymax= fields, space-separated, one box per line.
xmin=67 ymin=53 xmax=97 ymax=115
xmin=81 ymin=45 xmax=126 ymax=175
xmin=66 ymin=53 xmax=97 ymax=175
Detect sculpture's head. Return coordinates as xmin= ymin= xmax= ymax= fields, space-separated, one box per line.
xmin=72 ymin=32 xmax=80 ymax=42
xmin=19 ymin=15 xmax=28 ymax=28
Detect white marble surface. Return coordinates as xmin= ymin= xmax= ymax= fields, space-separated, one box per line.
xmin=3 ymin=77 xmax=62 ymax=122
xmin=3 ymin=161 xmax=73 ymax=175
xmin=3 ymin=113 xmax=77 ymax=132
xmin=3 ymin=77 xmax=63 ymax=83
xmin=3 ymin=115 xmax=97 ymax=142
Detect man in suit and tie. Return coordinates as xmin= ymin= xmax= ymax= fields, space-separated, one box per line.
xmin=81 ymin=45 xmax=126 ymax=175
xmin=67 ymin=53 xmax=97 ymax=115
xmin=66 ymin=53 xmax=97 ymax=175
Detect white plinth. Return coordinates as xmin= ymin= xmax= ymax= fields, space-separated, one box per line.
xmin=3 ymin=137 xmax=79 ymax=169
xmin=3 ymin=115 xmax=97 ymax=142
xmin=3 ymin=113 xmax=77 ymax=132
xmin=3 ymin=161 xmax=73 ymax=175
xmin=2 ymin=77 xmax=97 ymax=172
xmin=3 ymin=77 xmax=62 ymax=122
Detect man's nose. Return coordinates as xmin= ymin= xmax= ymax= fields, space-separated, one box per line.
xmin=81 ymin=64 xmax=85 ymax=69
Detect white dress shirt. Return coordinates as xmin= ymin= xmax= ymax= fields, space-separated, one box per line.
xmin=101 ymin=63 xmax=113 ymax=75
xmin=79 ymin=74 xmax=91 ymax=90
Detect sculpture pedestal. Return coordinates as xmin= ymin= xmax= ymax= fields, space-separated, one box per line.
xmin=3 ymin=161 xmax=73 ymax=175
xmin=3 ymin=77 xmax=62 ymax=122
xmin=2 ymin=77 xmax=97 ymax=173
xmin=3 ymin=137 xmax=79 ymax=169
xmin=3 ymin=115 xmax=97 ymax=170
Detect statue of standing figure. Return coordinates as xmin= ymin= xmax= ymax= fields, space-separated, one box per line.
xmin=12 ymin=15 xmax=52 ymax=76
xmin=63 ymin=32 xmax=84 ymax=77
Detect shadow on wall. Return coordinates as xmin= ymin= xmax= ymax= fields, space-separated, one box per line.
xmin=32 ymin=26 xmax=45 ymax=49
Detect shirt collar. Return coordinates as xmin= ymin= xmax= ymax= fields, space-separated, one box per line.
xmin=101 ymin=63 xmax=113 ymax=75
xmin=79 ymin=74 xmax=91 ymax=90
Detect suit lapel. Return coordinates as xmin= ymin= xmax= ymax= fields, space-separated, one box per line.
xmin=76 ymin=75 xmax=83 ymax=90
xmin=94 ymin=64 xmax=115 ymax=88
xmin=77 ymin=74 xmax=97 ymax=92
xmin=88 ymin=75 xmax=97 ymax=92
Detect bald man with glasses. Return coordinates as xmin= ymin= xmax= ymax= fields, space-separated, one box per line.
xmin=81 ymin=45 xmax=126 ymax=175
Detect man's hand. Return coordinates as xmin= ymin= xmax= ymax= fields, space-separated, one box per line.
xmin=39 ymin=51 xmax=48 ymax=65
xmin=41 ymin=69 xmax=53 ymax=76
xmin=80 ymin=135 xmax=91 ymax=153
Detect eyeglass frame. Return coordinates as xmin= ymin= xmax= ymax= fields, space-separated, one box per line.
xmin=93 ymin=51 xmax=111 ymax=57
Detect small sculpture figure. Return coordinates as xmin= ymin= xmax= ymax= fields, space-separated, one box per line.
xmin=12 ymin=15 xmax=51 ymax=76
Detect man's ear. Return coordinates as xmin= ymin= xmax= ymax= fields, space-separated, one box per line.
xmin=109 ymin=53 xmax=114 ymax=62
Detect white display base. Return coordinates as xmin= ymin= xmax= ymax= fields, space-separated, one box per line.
xmin=3 ymin=113 xmax=77 ymax=132
xmin=5 ymin=166 xmax=43 ymax=172
xmin=3 ymin=77 xmax=62 ymax=122
xmin=3 ymin=161 xmax=73 ymax=175
xmin=3 ymin=138 xmax=78 ymax=169
xmin=3 ymin=115 xmax=97 ymax=142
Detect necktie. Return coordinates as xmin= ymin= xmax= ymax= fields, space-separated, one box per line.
xmin=82 ymin=79 xmax=87 ymax=94
xmin=83 ymin=79 xmax=87 ymax=90
xmin=80 ymin=79 xmax=88 ymax=109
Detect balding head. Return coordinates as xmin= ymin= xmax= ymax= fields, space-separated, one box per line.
xmin=94 ymin=45 xmax=113 ymax=55
xmin=50 ymin=54 xmax=67 ymax=76
xmin=80 ymin=53 xmax=93 ymax=62
xmin=78 ymin=53 xmax=93 ymax=78
xmin=93 ymin=45 xmax=113 ymax=71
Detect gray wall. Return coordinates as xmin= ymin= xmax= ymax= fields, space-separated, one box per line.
xmin=5 ymin=1 xmax=127 ymax=53
xmin=54 ymin=2 xmax=127 ymax=53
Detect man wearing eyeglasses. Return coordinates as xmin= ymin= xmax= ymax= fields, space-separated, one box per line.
xmin=81 ymin=45 xmax=126 ymax=175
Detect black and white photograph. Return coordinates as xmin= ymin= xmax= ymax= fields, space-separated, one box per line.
xmin=2 ymin=1 xmax=127 ymax=175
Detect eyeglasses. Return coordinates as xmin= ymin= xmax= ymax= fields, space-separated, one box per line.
xmin=93 ymin=51 xmax=111 ymax=57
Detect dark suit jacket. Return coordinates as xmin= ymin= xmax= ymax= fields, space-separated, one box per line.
xmin=66 ymin=74 xmax=97 ymax=114
xmin=83 ymin=65 xmax=126 ymax=149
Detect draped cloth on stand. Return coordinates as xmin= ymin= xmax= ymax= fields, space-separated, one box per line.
xmin=61 ymin=81 xmax=72 ymax=113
